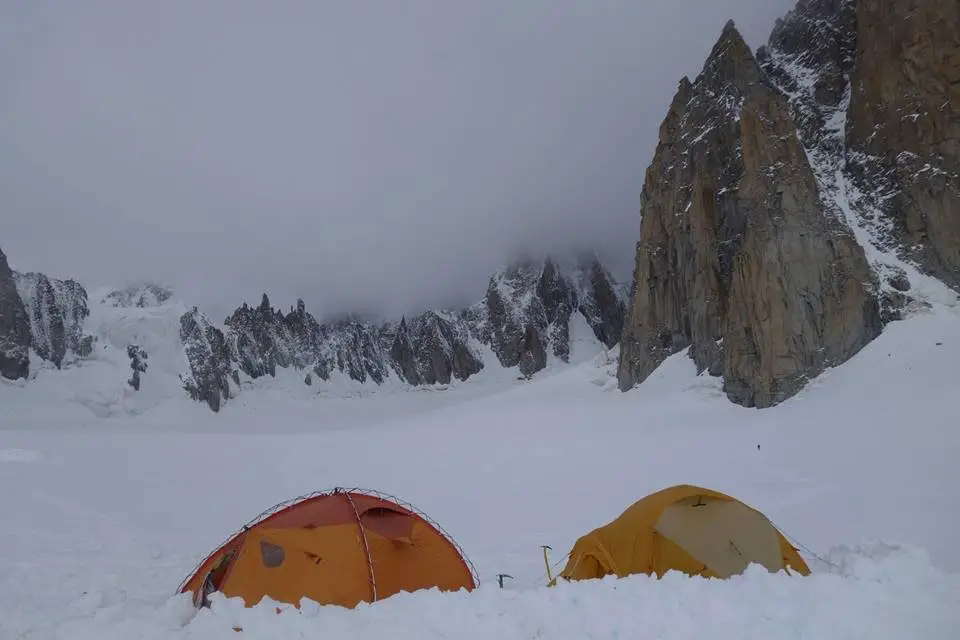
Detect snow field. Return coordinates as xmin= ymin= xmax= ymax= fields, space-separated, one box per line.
xmin=2 ymin=299 xmax=959 ymax=638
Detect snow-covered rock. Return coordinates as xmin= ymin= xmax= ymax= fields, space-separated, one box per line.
xmin=393 ymin=311 xmax=484 ymax=385
xmin=179 ymin=307 xmax=236 ymax=413
xmin=169 ymin=254 xmax=626 ymax=411
xmin=103 ymin=283 xmax=174 ymax=308
xmin=2 ymin=247 xmax=627 ymax=412
xmin=14 ymin=270 xmax=95 ymax=369
xmin=472 ymin=255 xmax=627 ymax=378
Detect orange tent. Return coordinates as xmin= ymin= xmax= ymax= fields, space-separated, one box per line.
xmin=178 ymin=487 xmax=477 ymax=609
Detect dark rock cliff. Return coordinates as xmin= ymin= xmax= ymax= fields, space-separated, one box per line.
xmin=0 ymin=248 xmax=30 ymax=380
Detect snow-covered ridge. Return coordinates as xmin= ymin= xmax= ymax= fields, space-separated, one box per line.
xmin=180 ymin=254 xmax=627 ymax=412
xmin=0 ymin=254 xmax=627 ymax=417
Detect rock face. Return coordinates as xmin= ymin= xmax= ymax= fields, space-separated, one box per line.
xmin=480 ymin=260 xmax=553 ymax=377
xmin=391 ymin=311 xmax=483 ymax=385
xmin=845 ymin=0 xmax=960 ymax=289
xmin=180 ymin=308 xmax=236 ymax=412
xmin=618 ymin=20 xmax=882 ymax=407
xmin=14 ymin=271 xmax=94 ymax=368
xmin=316 ymin=316 xmax=392 ymax=385
xmin=0 ymin=248 xmax=30 ymax=380
xmin=758 ymin=0 xmax=959 ymax=307
xmin=178 ymin=254 xmax=627 ymax=411
xmin=759 ymin=0 xmax=907 ymax=323
xmin=579 ymin=258 xmax=627 ymax=348
xmin=477 ymin=256 xmax=627 ymax=378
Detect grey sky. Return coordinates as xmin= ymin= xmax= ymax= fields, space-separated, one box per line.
xmin=0 ymin=0 xmax=795 ymax=320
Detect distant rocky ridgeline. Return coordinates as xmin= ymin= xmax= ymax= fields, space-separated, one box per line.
xmin=180 ymin=256 xmax=627 ymax=411
xmin=0 ymin=245 xmax=626 ymax=412
xmin=617 ymin=0 xmax=959 ymax=407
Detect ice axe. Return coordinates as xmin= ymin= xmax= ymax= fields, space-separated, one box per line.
xmin=541 ymin=545 xmax=554 ymax=583
xmin=496 ymin=573 xmax=514 ymax=589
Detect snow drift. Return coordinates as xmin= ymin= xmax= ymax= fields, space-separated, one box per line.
xmin=49 ymin=545 xmax=960 ymax=640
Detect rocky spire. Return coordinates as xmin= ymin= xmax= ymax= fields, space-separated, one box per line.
xmin=180 ymin=307 xmax=235 ymax=412
xmin=617 ymin=20 xmax=881 ymax=407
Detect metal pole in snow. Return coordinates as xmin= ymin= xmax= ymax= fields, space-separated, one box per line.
xmin=541 ymin=545 xmax=553 ymax=583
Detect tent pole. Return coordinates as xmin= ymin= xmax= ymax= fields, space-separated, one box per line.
xmin=342 ymin=491 xmax=378 ymax=602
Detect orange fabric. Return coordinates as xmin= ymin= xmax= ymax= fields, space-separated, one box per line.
xmin=180 ymin=490 xmax=475 ymax=610
xmin=366 ymin=520 xmax=475 ymax=599
xmin=554 ymin=484 xmax=810 ymax=584
xmin=221 ymin=526 xmax=372 ymax=608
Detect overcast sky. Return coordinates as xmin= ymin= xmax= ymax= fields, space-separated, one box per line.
xmin=0 ymin=0 xmax=795 ymax=320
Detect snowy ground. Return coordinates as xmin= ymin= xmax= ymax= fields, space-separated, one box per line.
xmin=2 ymin=298 xmax=960 ymax=638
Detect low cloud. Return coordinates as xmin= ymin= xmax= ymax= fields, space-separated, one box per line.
xmin=0 ymin=0 xmax=796 ymax=320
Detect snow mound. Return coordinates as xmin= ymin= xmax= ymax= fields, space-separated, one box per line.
xmin=51 ymin=545 xmax=959 ymax=640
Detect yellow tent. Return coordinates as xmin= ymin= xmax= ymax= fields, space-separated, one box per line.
xmin=552 ymin=484 xmax=810 ymax=583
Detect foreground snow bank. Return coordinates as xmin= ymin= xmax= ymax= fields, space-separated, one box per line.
xmin=52 ymin=544 xmax=958 ymax=640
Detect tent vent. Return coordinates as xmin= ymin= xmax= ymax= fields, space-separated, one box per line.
xmin=260 ymin=540 xmax=285 ymax=568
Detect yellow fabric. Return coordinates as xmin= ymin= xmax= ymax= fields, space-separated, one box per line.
xmin=654 ymin=496 xmax=784 ymax=578
xmin=554 ymin=485 xmax=810 ymax=584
